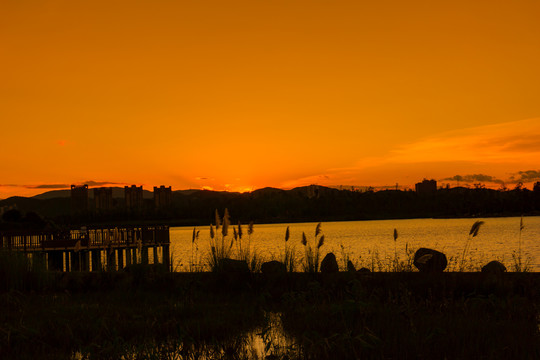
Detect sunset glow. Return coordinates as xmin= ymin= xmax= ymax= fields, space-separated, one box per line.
xmin=1 ymin=1 xmax=540 ymax=198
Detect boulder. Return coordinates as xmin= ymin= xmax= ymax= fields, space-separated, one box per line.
xmin=481 ymin=261 xmax=506 ymax=274
xmin=320 ymin=253 xmax=339 ymax=273
xmin=261 ymin=260 xmax=287 ymax=275
xmin=357 ymin=267 xmax=371 ymax=273
xmin=413 ymin=248 xmax=447 ymax=273
xmin=347 ymin=260 xmax=356 ymax=272
xmin=218 ymin=258 xmax=249 ymax=273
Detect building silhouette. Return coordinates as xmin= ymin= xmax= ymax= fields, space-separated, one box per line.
xmin=415 ymin=179 xmax=437 ymax=194
xmin=125 ymin=185 xmax=143 ymax=212
xmin=71 ymin=185 xmax=89 ymax=213
xmin=154 ymin=186 xmax=172 ymax=210
xmin=94 ymin=187 xmax=113 ymax=212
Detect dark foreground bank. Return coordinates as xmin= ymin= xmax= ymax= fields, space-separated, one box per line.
xmin=1 ymin=269 xmax=540 ymax=360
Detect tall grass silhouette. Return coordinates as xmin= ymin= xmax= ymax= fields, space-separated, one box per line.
xmin=301 ymin=223 xmax=325 ymax=273
xmin=512 ymin=216 xmax=531 ymax=272
xmin=207 ymin=209 xmax=260 ymax=272
xmin=282 ymin=226 xmax=296 ymax=272
xmin=208 ymin=209 xmax=233 ymax=271
xmin=460 ymin=221 xmax=484 ymax=271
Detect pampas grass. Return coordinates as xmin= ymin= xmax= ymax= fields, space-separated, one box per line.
xmin=460 ymin=221 xmax=484 ymax=271
xmin=512 ymin=216 xmax=531 ymax=272
xmin=190 ymin=227 xmax=200 ymax=272
xmin=208 ymin=211 xmax=233 ymax=272
xmin=282 ymin=226 xmax=296 ymax=272
xmin=207 ymin=210 xmax=261 ymax=272
xmin=301 ymin=223 xmax=325 ymax=273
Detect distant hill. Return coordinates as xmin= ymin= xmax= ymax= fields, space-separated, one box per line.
xmin=31 ymin=187 xmax=201 ymax=200
xmin=0 ymin=196 xmax=71 ymax=218
xmin=32 ymin=189 xmax=71 ymax=200
xmin=33 ymin=187 xmax=154 ymax=200
xmin=1 ymin=185 xmax=538 ymax=226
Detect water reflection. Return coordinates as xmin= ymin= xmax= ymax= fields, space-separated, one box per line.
xmin=71 ymin=312 xmax=293 ymax=360
xmin=171 ymin=217 xmax=540 ymax=272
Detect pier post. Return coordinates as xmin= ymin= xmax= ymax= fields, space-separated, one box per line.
xmin=163 ymin=244 xmax=170 ymax=271
xmin=81 ymin=251 xmax=89 ymax=271
xmin=64 ymin=251 xmax=70 ymax=271
xmin=71 ymin=251 xmax=81 ymax=271
xmin=117 ymin=248 xmax=124 ymax=270
xmin=32 ymin=252 xmax=47 ymax=270
xmin=141 ymin=246 xmax=149 ymax=265
xmin=107 ymin=249 xmax=116 ymax=271
xmin=91 ymin=250 xmax=102 ymax=271
xmin=125 ymin=247 xmax=132 ymax=266
xmin=47 ymin=251 xmax=63 ymax=271
xmin=152 ymin=246 xmax=158 ymax=265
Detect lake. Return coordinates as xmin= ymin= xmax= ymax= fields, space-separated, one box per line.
xmin=169 ymin=216 xmax=540 ymax=272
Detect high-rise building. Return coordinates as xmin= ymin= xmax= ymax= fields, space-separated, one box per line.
xmin=94 ymin=187 xmax=113 ymax=211
xmin=125 ymin=185 xmax=143 ymax=212
xmin=154 ymin=186 xmax=172 ymax=210
xmin=415 ymin=179 xmax=437 ymax=194
xmin=71 ymin=185 xmax=89 ymax=213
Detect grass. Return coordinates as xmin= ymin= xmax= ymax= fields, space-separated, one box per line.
xmin=0 ymin=281 xmax=265 ymax=359
xmin=300 ymin=223 xmax=325 ymax=273
xmin=0 ymin=250 xmax=51 ymax=292
xmin=282 ymin=226 xmax=296 ymax=272
xmin=512 ymin=216 xmax=532 ymax=272
xmin=235 ymin=221 xmax=261 ymax=272
xmin=206 ymin=210 xmax=261 ymax=273
xmin=279 ymin=274 xmax=540 ymax=359
xmin=1 ymin=263 xmax=540 ymax=359
xmin=460 ymin=220 xmax=484 ymax=271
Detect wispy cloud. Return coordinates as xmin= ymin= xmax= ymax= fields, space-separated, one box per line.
xmin=1 ymin=180 xmax=125 ymax=190
xmin=509 ymin=170 xmax=540 ymax=183
xmin=281 ymin=118 xmax=540 ymax=188
xmin=82 ymin=180 xmax=125 ymax=187
xmin=27 ymin=184 xmax=70 ymax=189
xmin=387 ymin=118 xmax=540 ymax=165
xmin=442 ymin=174 xmax=504 ymax=184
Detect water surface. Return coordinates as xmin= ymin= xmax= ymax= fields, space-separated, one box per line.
xmin=170 ymin=216 xmax=540 ymax=271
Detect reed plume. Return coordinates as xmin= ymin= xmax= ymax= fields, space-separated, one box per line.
xmin=215 ymin=209 xmax=221 ymax=231
xmin=238 ymin=221 xmax=243 ymax=239
xmin=315 ymin=223 xmax=322 ymax=237
xmin=283 ymin=226 xmax=295 ymax=272
xmin=317 ymin=235 xmax=325 ymax=249
xmin=393 ymin=228 xmax=398 ymax=271
xmin=222 ymin=208 xmax=230 ymax=237
xmin=191 ymin=227 xmax=200 ymax=272
xmin=460 ymin=221 xmax=484 ymax=271
xmin=302 ymin=224 xmax=325 ymax=272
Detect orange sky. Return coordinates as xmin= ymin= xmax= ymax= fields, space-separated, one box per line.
xmin=1 ymin=1 xmax=540 ymax=198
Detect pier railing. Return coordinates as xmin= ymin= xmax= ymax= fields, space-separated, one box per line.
xmin=0 ymin=226 xmax=170 ymax=252
xmin=0 ymin=226 xmax=171 ymax=271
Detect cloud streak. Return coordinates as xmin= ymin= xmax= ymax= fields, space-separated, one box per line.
xmin=28 ymin=184 xmax=70 ymax=189
xmin=281 ymin=118 xmax=540 ymax=189
xmin=442 ymin=174 xmax=504 ymax=184
xmin=386 ymin=118 xmax=540 ymax=165
xmin=1 ymin=181 xmax=126 ymax=190
xmin=509 ymin=170 xmax=540 ymax=183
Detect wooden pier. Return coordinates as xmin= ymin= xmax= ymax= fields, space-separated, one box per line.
xmin=0 ymin=226 xmax=170 ymax=271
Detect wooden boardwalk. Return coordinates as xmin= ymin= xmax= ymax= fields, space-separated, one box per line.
xmin=0 ymin=226 xmax=170 ymax=271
